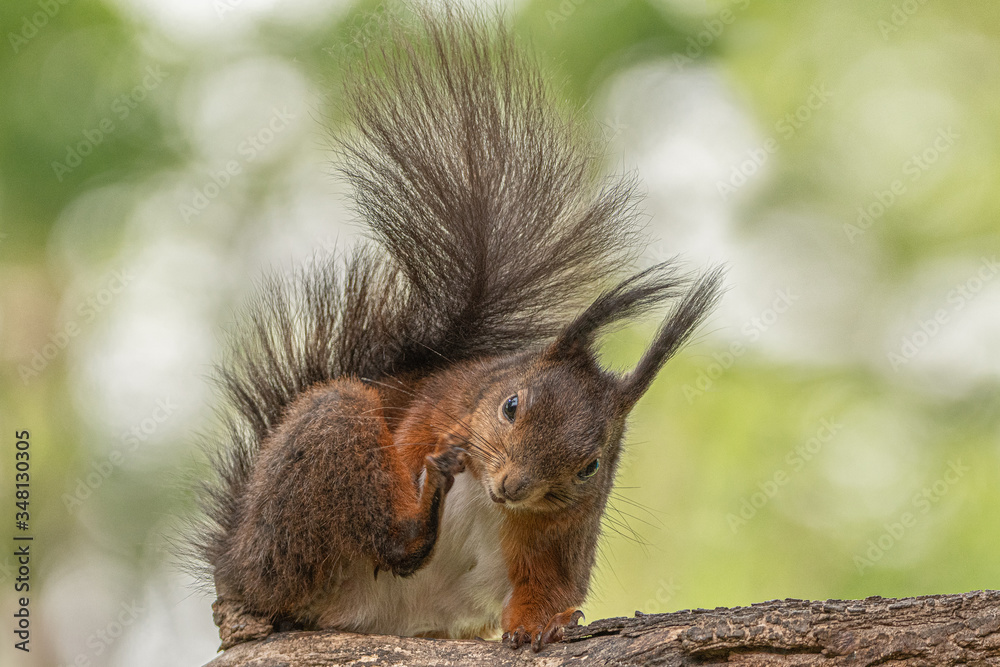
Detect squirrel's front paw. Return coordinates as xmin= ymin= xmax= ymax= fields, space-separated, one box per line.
xmin=502 ymin=626 xmax=537 ymax=650
xmin=502 ymin=608 xmax=583 ymax=651
xmin=426 ymin=446 xmax=466 ymax=493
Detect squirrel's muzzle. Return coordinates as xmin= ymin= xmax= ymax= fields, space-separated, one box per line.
xmin=491 ymin=470 xmax=533 ymax=504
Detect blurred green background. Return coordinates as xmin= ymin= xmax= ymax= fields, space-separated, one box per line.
xmin=1 ymin=0 xmax=999 ymax=664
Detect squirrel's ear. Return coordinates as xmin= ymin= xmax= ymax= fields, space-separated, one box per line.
xmin=615 ymin=267 xmax=725 ymax=411
xmin=544 ymin=263 xmax=724 ymax=410
xmin=545 ymin=263 xmax=689 ymax=362
xmin=546 ymin=260 xmax=721 ymax=362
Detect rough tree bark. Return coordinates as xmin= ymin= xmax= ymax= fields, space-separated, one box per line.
xmin=204 ymin=590 xmax=1000 ymax=666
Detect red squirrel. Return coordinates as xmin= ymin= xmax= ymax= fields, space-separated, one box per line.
xmin=191 ymin=3 xmax=723 ymax=653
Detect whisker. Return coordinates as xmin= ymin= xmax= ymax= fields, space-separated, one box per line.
xmin=607 ymin=503 xmax=661 ymax=531
xmin=361 ymin=377 xmax=505 ymax=468
xmin=402 ymin=334 xmax=457 ymax=366
xmin=602 ymin=513 xmax=650 ymax=548
xmin=603 ymin=497 xmax=652 ymax=546
xmin=331 ymin=407 xmax=503 ymax=465
xmin=609 ymin=491 xmax=662 ymax=513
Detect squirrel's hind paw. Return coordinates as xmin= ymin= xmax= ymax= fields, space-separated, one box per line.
xmin=212 ymin=596 xmax=275 ymax=651
xmin=426 ymin=447 xmax=466 ymax=493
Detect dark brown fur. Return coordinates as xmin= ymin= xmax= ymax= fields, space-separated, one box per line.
xmin=191 ymin=2 xmax=723 ymax=651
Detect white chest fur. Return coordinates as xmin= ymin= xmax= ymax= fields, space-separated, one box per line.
xmin=314 ymin=472 xmax=511 ymax=638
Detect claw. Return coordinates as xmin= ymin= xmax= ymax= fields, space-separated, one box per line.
xmin=538 ymin=608 xmax=584 ymax=648
xmin=540 ymin=624 xmax=564 ymax=646
xmin=502 ymin=626 xmax=535 ymax=649
xmin=503 ymin=608 xmax=584 ymax=651
xmin=427 ymin=446 xmax=466 ymax=495
xmin=453 ymin=448 xmax=467 ymax=473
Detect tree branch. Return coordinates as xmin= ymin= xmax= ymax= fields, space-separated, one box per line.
xmin=204 ymin=590 xmax=1000 ymax=666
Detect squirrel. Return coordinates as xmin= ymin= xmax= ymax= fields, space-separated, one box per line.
xmin=190 ymin=2 xmax=724 ymax=653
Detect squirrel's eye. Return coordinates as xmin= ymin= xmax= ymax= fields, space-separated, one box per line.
xmin=578 ymin=459 xmax=600 ymax=480
xmin=501 ymin=395 xmax=518 ymax=422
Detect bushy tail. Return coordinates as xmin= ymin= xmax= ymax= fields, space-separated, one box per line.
xmin=338 ymin=4 xmax=644 ymax=372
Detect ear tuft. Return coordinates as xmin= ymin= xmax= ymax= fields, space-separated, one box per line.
xmin=545 ymin=261 xmax=690 ymax=362
xmin=544 ymin=261 xmax=724 ymax=410
xmin=617 ymin=265 xmax=726 ymax=409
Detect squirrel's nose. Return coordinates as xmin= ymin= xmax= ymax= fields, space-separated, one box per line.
xmin=498 ymin=472 xmax=531 ymax=502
